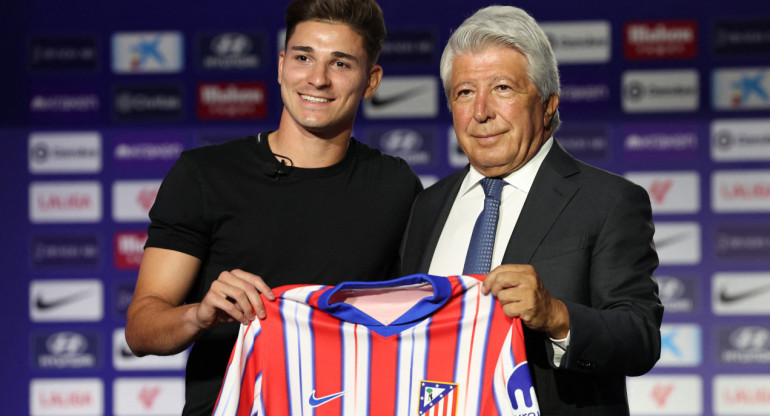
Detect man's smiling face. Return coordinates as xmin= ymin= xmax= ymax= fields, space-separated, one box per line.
xmin=278 ymin=20 xmax=381 ymax=138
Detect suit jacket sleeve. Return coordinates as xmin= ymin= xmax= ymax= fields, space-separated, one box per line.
xmin=556 ymin=181 xmax=662 ymax=377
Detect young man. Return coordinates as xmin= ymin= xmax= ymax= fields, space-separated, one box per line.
xmin=401 ymin=6 xmax=662 ymax=415
xmin=125 ymin=1 xmax=422 ymax=414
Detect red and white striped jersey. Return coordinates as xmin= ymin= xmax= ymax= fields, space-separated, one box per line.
xmin=212 ymin=274 xmax=539 ymax=416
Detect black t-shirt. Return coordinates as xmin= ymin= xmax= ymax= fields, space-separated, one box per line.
xmin=146 ymin=132 xmax=422 ymax=415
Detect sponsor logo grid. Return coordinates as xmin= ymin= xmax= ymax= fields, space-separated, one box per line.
xmin=11 ymin=7 xmax=770 ymax=416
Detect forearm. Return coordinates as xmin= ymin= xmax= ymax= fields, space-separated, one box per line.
xmin=125 ymin=296 xmax=204 ymax=356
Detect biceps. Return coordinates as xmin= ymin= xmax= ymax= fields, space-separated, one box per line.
xmin=133 ymin=247 xmax=202 ymax=306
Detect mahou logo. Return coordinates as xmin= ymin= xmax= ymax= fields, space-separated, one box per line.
xmin=114 ymin=231 xmax=148 ymax=269
xmin=624 ymin=20 xmax=697 ymax=60
xmin=197 ymin=82 xmax=267 ymax=120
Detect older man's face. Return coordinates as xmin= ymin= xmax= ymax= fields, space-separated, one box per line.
xmin=449 ymin=46 xmax=558 ymax=178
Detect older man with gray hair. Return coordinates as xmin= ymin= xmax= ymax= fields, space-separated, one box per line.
xmin=401 ymin=5 xmax=663 ymax=415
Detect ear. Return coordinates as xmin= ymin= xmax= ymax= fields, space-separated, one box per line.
xmin=277 ymin=50 xmax=286 ymax=85
xmin=363 ymin=65 xmax=383 ymax=99
xmin=543 ymin=92 xmax=559 ymax=128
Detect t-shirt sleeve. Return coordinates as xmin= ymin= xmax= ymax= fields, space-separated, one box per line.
xmin=145 ymin=152 xmax=211 ymax=259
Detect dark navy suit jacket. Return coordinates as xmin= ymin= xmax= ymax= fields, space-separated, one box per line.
xmin=400 ymin=141 xmax=663 ymax=415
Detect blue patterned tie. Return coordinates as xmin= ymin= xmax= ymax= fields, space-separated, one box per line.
xmin=463 ymin=177 xmax=506 ymax=275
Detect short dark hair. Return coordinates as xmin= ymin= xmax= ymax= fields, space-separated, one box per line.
xmin=285 ymin=0 xmax=386 ymax=68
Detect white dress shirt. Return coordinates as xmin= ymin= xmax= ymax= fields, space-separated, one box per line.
xmin=428 ymin=137 xmax=569 ymax=366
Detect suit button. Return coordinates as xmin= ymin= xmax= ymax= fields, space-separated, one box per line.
xmin=577 ymin=359 xmax=594 ymax=369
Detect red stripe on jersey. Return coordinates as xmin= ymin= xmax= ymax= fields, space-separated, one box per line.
xmin=236 ymin=324 xmax=259 ymax=415
xmin=462 ymin=283 xmax=482 ymax=408
xmin=312 ymin=307 xmax=344 ymax=416
xmin=510 ymin=316 xmax=527 ymax=365
xmin=479 ymin=305 xmax=513 ymax=412
xmin=260 ymin=298 xmax=291 ymax=415
xmin=368 ymin=332 xmax=399 ymax=415
xmin=425 ymin=276 xmax=464 ymax=382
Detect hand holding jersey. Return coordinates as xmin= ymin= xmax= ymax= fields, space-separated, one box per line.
xmin=195 ymin=269 xmax=276 ymax=325
xmin=482 ymin=264 xmax=569 ymax=339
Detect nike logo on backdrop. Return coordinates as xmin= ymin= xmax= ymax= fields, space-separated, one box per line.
xmin=654 ymin=232 xmax=692 ymax=249
xmin=308 ymin=390 xmax=344 ymax=407
xmin=370 ymin=86 xmax=428 ymax=107
xmin=35 ymin=290 xmax=92 ymax=310
xmin=719 ymin=283 xmax=770 ymax=303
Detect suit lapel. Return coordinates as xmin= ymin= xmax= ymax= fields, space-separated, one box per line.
xmin=504 ymin=142 xmax=580 ymax=264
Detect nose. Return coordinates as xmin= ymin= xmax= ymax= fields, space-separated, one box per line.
xmin=308 ymin=63 xmax=331 ymax=89
xmin=473 ymin=91 xmax=494 ymax=122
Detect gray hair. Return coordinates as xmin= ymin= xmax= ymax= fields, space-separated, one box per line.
xmin=439 ymin=5 xmax=561 ymax=131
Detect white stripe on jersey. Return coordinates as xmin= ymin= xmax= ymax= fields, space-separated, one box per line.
xmin=354 ymin=323 xmax=371 ymax=414
xmin=213 ymin=317 xmax=262 ymax=416
xmin=493 ymin=327 xmax=514 ymax=415
xmin=454 ymin=280 xmax=495 ymax=415
xmin=401 ymin=318 xmax=431 ymax=415
xmin=283 ymin=286 xmax=321 ymax=416
xmin=254 ymin=372 xmax=265 ymax=416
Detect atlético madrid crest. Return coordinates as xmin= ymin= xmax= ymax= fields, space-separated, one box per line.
xmin=418 ymin=380 xmax=458 ymax=415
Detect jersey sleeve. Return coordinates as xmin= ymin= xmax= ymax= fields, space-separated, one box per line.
xmin=212 ymin=319 xmax=264 ymax=416
xmin=145 ymin=151 xmax=211 ymax=259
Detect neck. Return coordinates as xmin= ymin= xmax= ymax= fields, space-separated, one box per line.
xmin=270 ymin=110 xmax=352 ymax=168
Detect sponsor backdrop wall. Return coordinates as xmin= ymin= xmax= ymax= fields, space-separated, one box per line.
xmin=1 ymin=0 xmax=769 ymax=414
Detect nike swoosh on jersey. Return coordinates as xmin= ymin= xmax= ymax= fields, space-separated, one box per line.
xmin=308 ymin=390 xmax=344 ymax=407
xmin=370 ymin=86 xmax=427 ymax=107
xmin=35 ymin=290 xmax=92 ymax=310
xmin=719 ymin=283 xmax=770 ymax=303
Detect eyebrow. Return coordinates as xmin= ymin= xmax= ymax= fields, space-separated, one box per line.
xmin=289 ymin=45 xmax=359 ymax=63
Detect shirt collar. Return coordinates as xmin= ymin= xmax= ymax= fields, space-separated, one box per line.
xmin=459 ymin=137 xmax=553 ymax=197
